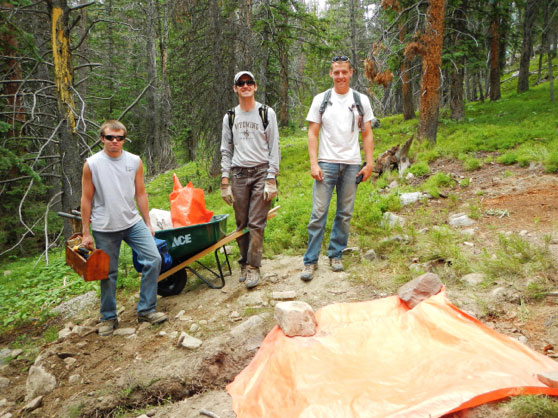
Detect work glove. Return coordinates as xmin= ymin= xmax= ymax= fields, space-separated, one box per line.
xmin=221 ymin=182 xmax=235 ymax=206
xmin=263 ymin=179 xmax=277 ymax=201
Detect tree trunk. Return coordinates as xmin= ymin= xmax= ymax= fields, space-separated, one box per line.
xmin=47 ymin=0 xmax=82 ymax=238
xmin=155 ymin=0 xmax=174 ymax=172
xmin=278 ymin=1 xmax=289 ymax=127
xmin=240 ymin=0 xmax=253 ymax=68
xmin=517 ymin=0 xmax=538 ymax=93
xmin=400 ymin=20 xmax=414 ymax=120
xmin=1 ymin=3 xmax=25 ymax=129
xmin=209 ymin=0 xmax=227 ymax=176
xmin=449 ymin=0 xmax=467 ymax=119
xmin=349 ymin=0 xmax=362 ymax=91
xmin=145 ymin=0 xmax=160 ymax=174
xmin=488 ymin=1 xmax=501 ymax=101
xmin=417 ymin=0 xmax=446 ymax=143
xmin=544 ymin=1 xmax=555 ymax=101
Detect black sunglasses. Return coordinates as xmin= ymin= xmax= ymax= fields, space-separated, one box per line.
xmin=332 ymin=56 xmax=350 ymax=63
xmin=236 ymin=80 xmax=255 ymax=87
xmin=103 ymin=134 xmax=126 ymax=142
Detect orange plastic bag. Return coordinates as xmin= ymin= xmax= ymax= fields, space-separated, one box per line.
xmin=227 ymin=290 xmax=558 ymax=417
xmin=169 ymin=173 xmax=213 ymax=227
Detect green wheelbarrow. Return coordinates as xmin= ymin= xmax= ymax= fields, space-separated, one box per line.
xmin=155 ymin=206 xmax=279 ymax=296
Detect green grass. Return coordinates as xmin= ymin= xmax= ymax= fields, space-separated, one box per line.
xmin=508 ymin=395 xmax=558 ymax=417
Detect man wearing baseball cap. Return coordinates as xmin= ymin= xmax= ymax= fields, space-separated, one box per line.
xmin=220 ymin=71 xmax=280 ymax=289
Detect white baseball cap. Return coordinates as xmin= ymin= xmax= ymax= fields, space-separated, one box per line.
xmin=234 ymin=71 xmax=256 ymax=84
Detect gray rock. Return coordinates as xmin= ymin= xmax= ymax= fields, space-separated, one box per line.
xmin=229 ymin=311 xmax=241 ymax=321
xmin=113 ymin=328 xmax=136 ymax=336
xmin=363 ymin=249 xmax=377 ymax=261
xmin=274 ymin=301 xmax=317 ymax=337
xmin=178 ymin=332 xmax=202 ymax=349
xmin=68 ymin=374 xmax=81 ymax=384
xmin=405 ymin=173 xmax=414 ymax=180
xmin=400 ymin=192 xmax=426 ymax=206
xmin=461 ymin=273 xmax=485 ymax=286
xmin=0 ymin=349 xmax=11 ymax=364
xmin=238 ymin=291 xmax=265 ymax=307
xmin=0 ymin=377 xmax=9 ymax=388
xmin=538 ymin=371 xmax=558 ymax=388
xmin=230 ymin=315 xmax=265 ymax=338
xmin=189 ymin=323 xmax=200 ymax=333
xmin=22 ymin=395 xmax=43 ymax=412
xmin=26 ymin=365 xmax=56 ymax=400
xmin=461 ymin=228 xmax=476 ymax=237
xmin=398 ymin=273 xmax=443 ymax=309
xmin=448 ymin=213 xmax=475 ymax=227
xmin=10 ymin=349 xmax=22 ymax=359
xmin=382 ymin=212 xmax=405 ymax=227
xmin=342 ymin=247 xmax=359 ymax=254
xmin=388 ymin=180 xmax=399 ymax=189
xmin=271 ymin=291 xmax=296 ymax=301
xmin=64 ymin=357 xmax=77 ymax=367
xmin=58 ymin=328 xmax=73 ymax=340
xmin=51 ymin=291 xmax=97 ymax=319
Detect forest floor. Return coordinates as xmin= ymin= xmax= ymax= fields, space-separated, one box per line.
xmin=2 ymin=158 xmax=558 ymax=418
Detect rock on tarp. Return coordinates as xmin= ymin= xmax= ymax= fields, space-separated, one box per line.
xmin=227 ymin=291 xmax=558 ymax=418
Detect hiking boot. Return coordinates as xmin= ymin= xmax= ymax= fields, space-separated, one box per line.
xmin=245 ymin=266 xmax=260 ymax=289
xmin=138 ymin=311 xmax=168 ymax=324
xmin=239 ymin=264 xmax=247 ymax=283
xmin=300 ymin=264 xmax=317 ymax=282
xmin=98 ymin=318 xmax=118 ymax=337
xmin=329 ymin=257 xmax=344 ymax=272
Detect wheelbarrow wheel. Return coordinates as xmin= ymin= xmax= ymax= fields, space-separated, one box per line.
xmin=157 ymin=269 xmax=187 ymax=297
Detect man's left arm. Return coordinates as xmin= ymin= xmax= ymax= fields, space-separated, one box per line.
xmin=359 ymin=121 xmax=374 ymax=182
xmin=135 ymin=160 xmax=154 ymax=235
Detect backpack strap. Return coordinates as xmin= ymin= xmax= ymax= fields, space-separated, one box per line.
xmin=318 ymin=89 xmax=333 ymax=115
xmin=227 ymin=108 xmax=235 ymax=143
xmin=352 ymin=90 xmax=364 ymax=116
xmin=258 ymin=104 xmax=269 ymax=130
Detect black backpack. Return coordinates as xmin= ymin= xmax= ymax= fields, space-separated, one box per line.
xmin=227 ymin=105 xmax=269 ymax=142
xmin=319 ymin=89 xmax=364 ymax=131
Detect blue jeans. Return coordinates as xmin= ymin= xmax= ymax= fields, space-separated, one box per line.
xmin=93 ymin=220 xmax=162 ymax=321
xmin=303 ymin=162 xmax=360 ymax=265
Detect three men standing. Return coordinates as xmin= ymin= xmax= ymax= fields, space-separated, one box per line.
xmin=300 ymin=56 xmax=374 ymax=281
xmin=220 ymin=71 xmax=281 ymax=289
xmin=81 ymin=120 xmax=167 ymax=337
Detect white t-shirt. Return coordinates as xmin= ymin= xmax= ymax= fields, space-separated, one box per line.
xmin=306 ymin=88 xmax=374 ymax=164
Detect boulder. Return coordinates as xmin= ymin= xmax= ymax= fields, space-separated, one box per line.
xmin=274 ymin=301 xmax=317 ymax=337
xmin=398 ymin=273 xmax=443 ymax=309
xmin=25 ymin=365 xmax=56 ymax=400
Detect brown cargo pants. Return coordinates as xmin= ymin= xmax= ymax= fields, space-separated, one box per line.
xmin=230 ymin=164 xmax=271 ymax=268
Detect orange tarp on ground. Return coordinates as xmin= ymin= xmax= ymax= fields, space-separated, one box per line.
xmin=227 ymin=291 xmax=558 ymax=417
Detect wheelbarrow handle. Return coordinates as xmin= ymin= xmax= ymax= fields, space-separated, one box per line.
xmin=57 ymin=211 xmax=82 ymax=221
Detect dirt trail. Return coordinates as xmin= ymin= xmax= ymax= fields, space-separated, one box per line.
xmin=1 ymin=161 xmax=558 ymax=418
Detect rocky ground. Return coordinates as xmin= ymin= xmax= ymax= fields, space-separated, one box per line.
xmin=1 ymin=159 xmax=558 ymax=418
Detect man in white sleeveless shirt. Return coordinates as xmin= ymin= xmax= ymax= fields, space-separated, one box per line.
xmin=300 ymin=56 xmax=374 ymax=281
xmin=81 ymin=120 xmax=167 ymax=336
xmin=220 ymin=71 xmax=280 ymax=289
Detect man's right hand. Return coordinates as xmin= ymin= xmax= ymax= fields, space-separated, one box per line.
xmin=310 ymin=163 xmax=323 ymax=181
xmin=81 ymin=233 xmax=94 ymax=250
xmin=221 ymin=182 xmax=235 ymax=206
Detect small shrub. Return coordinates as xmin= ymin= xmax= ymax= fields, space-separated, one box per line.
xmin=407 ymin=161 xmax=430 ymax=177
xmin=497 ymin=152 xmax=518 ymax=165
xmin=517 ymin=154 xmax=531 ymax=167
xmin=459 ymin=178 xmax=470 ymax=187
xmin=464 ymin=158 xmax=482 ymax=171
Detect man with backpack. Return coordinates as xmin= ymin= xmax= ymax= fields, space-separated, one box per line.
xmin=300 ymin=56 xmax=374 ymax=281
xmin=220 ymin=71 xmax=280 ymax=289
